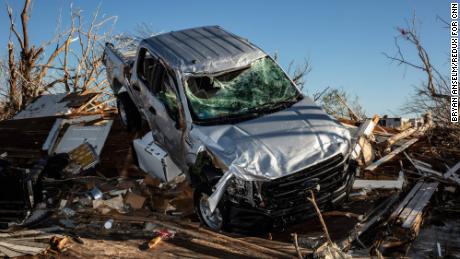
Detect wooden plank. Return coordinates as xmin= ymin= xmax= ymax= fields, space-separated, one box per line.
xmin=444 ymin=162 xmax=460 ymax=179
xmin=351 ymin=116 xmax=379 ymax=161
xmin=389 ymin=181 xmax=424 ymax=222
xmin=365 ymin=138 xmax=419 ymax=172
xmin=0 ymin=244 xmax=25 ymax=257
xmin=0 ymin=241 xmax=45 ymax=254
xmin=353 ymin=171 xmax=404 ymax=190
xmin=412 ymin=158 xmax=433 ymax=168
xmin=384 ymin=127 xmax=417 ymax=149
xmin=415 ymin=165 xmax=444 ymax=178
xmin=0 ymin=239 xmax=49 ymax=249
xmin=86 ymin=97 xmax=116 ymax=112
xmin=5 ymin=234 xmax=61 ymax=241
xmin=402 ymin=182 xmax=438 ymax=229
xmin=403 ymin=152 xmax=424 ymax=175
xmin=0 ymin=226 xmax=62 ymax=238
xmin=398 ymin=182 xmax=428 ymax=224
xmin=238 ymin=236 xmax=312 ymax=255
xmin=77 ymin=92 xmax=101 ymax=112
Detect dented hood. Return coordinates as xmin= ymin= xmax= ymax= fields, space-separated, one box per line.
xmin=191 ymin=96 xmax=352 ymax=181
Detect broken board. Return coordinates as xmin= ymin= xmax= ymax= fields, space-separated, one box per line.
xmin=390 ymin=181 xmax=438 ymax=238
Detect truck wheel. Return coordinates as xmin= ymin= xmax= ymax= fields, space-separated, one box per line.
xmin=194 ymin=184 xmax=226 ymax=231
xmin=117 ymin=92 xmax=141 ymax=132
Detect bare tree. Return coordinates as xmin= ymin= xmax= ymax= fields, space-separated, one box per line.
xmin=287 ymin=58 xmax=312 ymax=90
xmin=317 ymin=87 xmax=367 ymax=119
xmin=383 ymin=15 xmax=454 ymax=127
xmin=1 ymin=0 xmax=117 ymax=119
xmin=272 ymin=53 xmax=312 ymax=90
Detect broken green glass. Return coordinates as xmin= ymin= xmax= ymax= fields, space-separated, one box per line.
xmin=185 ymin=57 xmax=299 ymax=121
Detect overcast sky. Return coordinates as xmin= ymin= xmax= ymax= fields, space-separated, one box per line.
xmin=0 ymin=0 xmax=449 ymax=117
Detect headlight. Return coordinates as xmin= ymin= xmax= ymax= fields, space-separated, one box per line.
xmin=226 ymin=178 xmax=264 ymax=207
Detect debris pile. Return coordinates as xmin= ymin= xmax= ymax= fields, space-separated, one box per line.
xmin=329 ymin=109 xmax=460 ymax=257
xmin=0 ymin=93 xmax=458 ymax=258
xmin=0 ymin=227 xmax=71 ymax=257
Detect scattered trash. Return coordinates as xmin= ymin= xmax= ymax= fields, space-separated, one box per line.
xmin=59 ymin=199 xmax=68 ymax=209
xmin=144 ymin=222 xmax=157 ymax=232
xmin=61 ymin=207 xmax=76 ymax=218
xmin=89 ymin=187 xmax=103 ymax=200
xmin=148 ymin=229 xmax=175 ymax=250
xmin=124 ymin=191 xmax=146 ymax=210
xmin=67 ymin=142 xmax=100 ymax=171
xmin=92 ymin=195 xmax=126 ymax=214
xmin=437 ymin=242 xmax=442 ymax=257
xmin=314 ymin=242 xmax=351 ymax=259
xmin=50 ymin=236 xmax=71 ymax=252
xmin=147 ymin=236 xmax=162 ymax=249
xmin=104 ymin=219 xmax=114 ymax=229
xmin=0 ymin=227 xmax=64 ymax=257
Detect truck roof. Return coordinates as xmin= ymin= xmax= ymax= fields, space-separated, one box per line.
xmin=143 ymin=26 xmax=266 ymax=74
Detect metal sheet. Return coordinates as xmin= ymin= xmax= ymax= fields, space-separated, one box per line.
xmin=54 ymin=120 xmax=113 ymax=155
xmin=133 ymin=132 xmax=182 ymax=182
xmin=13 ymin=94 xmax=71 ymax=120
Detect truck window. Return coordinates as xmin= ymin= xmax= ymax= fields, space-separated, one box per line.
xmin=156 ymin=75 xmax=179 ymax=123
xmin=185 ymin=57 xmax=300 ymax=121
xmin=137 ymin=48 xmax=179 ymax=122
xmin=137 ymin=48 xmax=155 ymax=85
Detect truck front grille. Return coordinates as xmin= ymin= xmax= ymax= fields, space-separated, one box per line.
xmin=261 ymin=154 xmax=348 ymax=211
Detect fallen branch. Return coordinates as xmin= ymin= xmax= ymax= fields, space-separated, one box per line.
xmin=307 ymin=190 xmax=332 ymax=244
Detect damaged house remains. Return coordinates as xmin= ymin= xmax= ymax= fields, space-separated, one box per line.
xmin=0 ymin=13 xmax=459 ymax=257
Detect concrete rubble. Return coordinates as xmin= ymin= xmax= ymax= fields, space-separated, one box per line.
xmin=0 ymin=93 xmax=459 ymax=258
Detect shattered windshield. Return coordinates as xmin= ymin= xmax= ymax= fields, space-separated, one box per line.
xmin=185 ymin=57 xmax=301 ymax=122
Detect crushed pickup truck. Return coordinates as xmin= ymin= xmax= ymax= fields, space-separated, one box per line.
xmin=103 ymin=26 xmax=356 ymax=231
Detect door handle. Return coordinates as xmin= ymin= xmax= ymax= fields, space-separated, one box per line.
xmin=132 ymin=84 xmax=140 ymax=91
xmin=149 ymin=106 xmax=156 ymax=115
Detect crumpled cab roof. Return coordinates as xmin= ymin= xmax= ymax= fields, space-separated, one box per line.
xmin=143 ymin=26 xmax=266 ymax=74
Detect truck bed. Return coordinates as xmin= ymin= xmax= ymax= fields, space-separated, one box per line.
xmin=103 ymin=43 xmax=137 ymax=93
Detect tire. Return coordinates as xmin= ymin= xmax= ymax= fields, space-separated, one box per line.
xmin=117 ymin=92 xmax=141 ymax=132
xmin=194 ymin=184 xmax=227 ymax=231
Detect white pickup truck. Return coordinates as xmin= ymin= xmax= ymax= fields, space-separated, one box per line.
xmin=103 ymin=26 xmax=356 ymax=231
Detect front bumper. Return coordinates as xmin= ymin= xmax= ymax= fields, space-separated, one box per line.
xmin=225 ymin=154 xmax=356 ymax=229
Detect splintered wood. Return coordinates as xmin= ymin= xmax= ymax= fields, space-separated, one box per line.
xmin=0 ymin=227 xmax=65 ymax=257
xmin=365 ymin=138 xmax=419 ymax=172
xmin=351 ymin=116 xmax=379 ymax=165
xmin=390 ymin=181 xmax=439 ymax=238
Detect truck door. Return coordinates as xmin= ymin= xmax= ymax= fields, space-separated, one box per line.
xmin=135 ymin=49 xmax=184 ymax=168
xmin=129 ymin=48 xmax=153 ymax=107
